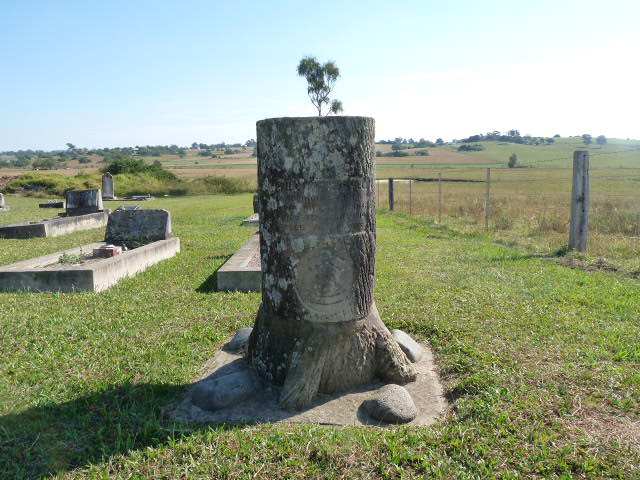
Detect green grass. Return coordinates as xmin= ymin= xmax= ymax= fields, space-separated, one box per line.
xmin=0 ymin=195 xmax=638 ymax=479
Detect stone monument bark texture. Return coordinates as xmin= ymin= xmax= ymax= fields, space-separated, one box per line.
xmin=247 ymin=116 xmax=416 ymax=410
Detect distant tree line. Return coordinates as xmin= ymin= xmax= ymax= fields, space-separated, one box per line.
xmin=456 ymin=130 xmax=555 ymax=146
xmin=377 ymin=137 xmax=445 ymax=148
xmin=376 ymin=150 xmax=430 ymax=157
xmin=457 ymin=144 xmax=485 ymax=152
xmin=581 ymin=134 xmax=607 ymax=146
xmin=0 ymin=139 xmax=259 ymax=169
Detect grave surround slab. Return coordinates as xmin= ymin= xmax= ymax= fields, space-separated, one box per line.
xmin=0 ymin=238 xmax=180 ymax=292
xmin=0 ymin=208 xmax=179 ymax=292
xmin=241 ymin=213 xmax=259 ymax=227
xmin=217 ymin=234 xmax=261 ymax=292
xmin=0 ymin=211 xmax=109 ymax=239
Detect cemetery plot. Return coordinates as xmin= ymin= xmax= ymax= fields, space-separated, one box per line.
xmin=216 ymin=233 xmax=261 ymax=292
xmin=241 ymin=213 xmax=259 ymax=226
xmin=0 ymin=188 xmax=108 ymax=239
xmin=0 ymin=209 xmax=179 ymax=292
xmin=0 ymin=212 xmax=109 ymax=239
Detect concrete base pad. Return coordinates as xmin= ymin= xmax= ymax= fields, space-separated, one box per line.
xmin=0 ymin=211 xmax=109 ymax=239
xmin=172 ymin=342 xmax=447 ymax=426
xmin=0 ymin=237 xmax=180 ymax=292
xmin=216 ymin=234 xmax=261 ymax=292
xmin=241 ymin=213 xmax=259 ymax=226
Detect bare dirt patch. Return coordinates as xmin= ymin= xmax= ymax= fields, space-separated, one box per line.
xmin=556 ymin=257 xmax=621 ymax=273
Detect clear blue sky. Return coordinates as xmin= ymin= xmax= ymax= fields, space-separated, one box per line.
xmin=1 ymin=0 xmax=639 ymax=150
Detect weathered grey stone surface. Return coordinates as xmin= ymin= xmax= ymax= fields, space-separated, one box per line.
xmin=0 ymin=238 xmax=180 ymax=292
xmin=191 ymin=370 xmax=260 ymax=411
xmin=391 ymin=329 xmax=425 ymax=363
xmin=0 ymin=212 xmax=109 ymax=239
xmin=225 ymin=328 xmax=253 ymax=352
xmin=65 ymin=189 xmax=103 ymax=216
xmin=241 ymin=213 xmax=259 ymax=226
xmin=362 ymin=384 xmax=417 ymax=424
xmin=105 ymin=209 xmax=171 ymax=246
xmin=172 ymin=340 xmax=446 ymax=426
xmin=102 ymin=173 xmax=115 ymax=200
xmin=248 ymin=116 xmax=415 ymax=411
xmin=217 ymin=234 xmax=261 ymax=292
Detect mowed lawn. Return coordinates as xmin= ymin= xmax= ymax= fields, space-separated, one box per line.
xmin=0 ymin=195 xmax=638 ymax=479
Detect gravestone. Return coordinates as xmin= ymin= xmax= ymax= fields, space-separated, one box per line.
xmin=248 ymin=116 xmax=415 ymax=410
xmin=105 ymin=209 xmax=172 ymax=247
xmin=39 ymin=200 xmax=64 ymax=209
xmin=102 ymin=173 xmax=115 ymax=200
xmin=0 ymin=193 xmax=5 ymax=209
xmin=65 ymin=189 xmax=104 ymax=216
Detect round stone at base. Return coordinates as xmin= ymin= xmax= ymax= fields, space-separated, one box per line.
xmin=191 ymin=370 xmax=259 ymax=411
xmin=362 ymin=384 xmax=417 ymax=424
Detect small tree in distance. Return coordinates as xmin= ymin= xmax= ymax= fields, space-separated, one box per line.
xmin=297 ymin=56 xmax=343 ymax=116
xmin=508 ymin=153 xmax=518 ymax=168
xmin=596 ymin=135 xmax=607 ymax=145
xmin=582 ymin=134 xmax=592 ymax=145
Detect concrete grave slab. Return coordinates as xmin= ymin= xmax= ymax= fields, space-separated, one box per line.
xmin=172 ymin=340 xmax=446 ymax=426
xmin=241 ymin=213 xmax=259 ymax=226
xmin=0 ymin=237 xmax=180 ymax=292
xmin=0 ymin=212 xmax=109 ymax=239
xmin=216 ymin=234 xmax=261 ymax=292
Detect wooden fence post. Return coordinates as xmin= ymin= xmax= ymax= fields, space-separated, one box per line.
xmin=438 ymin=172 xmax=442 ymax=223
xmin=409 ymin=179 xmax=412 ymax=216
xmin=388 ymin=178 xmax=395 ymax=211
xmin=484 ymin=168 xmax=491 ymax=230
xmin=569 ymin=151 xmax=590 ymax=251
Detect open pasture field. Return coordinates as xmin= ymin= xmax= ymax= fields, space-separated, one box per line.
xmin=156 ymin=138 xmax=640 ymax=178
xmin=0 ymin=194 xmax=638 ymax=479
xmin=377 ymin=166 xmax=640 ymax=270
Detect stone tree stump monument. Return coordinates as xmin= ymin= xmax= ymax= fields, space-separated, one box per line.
xmin=248 ymin=116 xmax=416 ymax=411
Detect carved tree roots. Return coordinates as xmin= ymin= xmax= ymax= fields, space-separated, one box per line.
xmin=248 ymin=303 xmax=416 ymax=411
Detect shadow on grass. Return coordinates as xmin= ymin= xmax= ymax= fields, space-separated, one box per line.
xmin=196 ymin=255 xmax=232 ymax=293
xmin=0 ymin=382 xmax=222 ymax=480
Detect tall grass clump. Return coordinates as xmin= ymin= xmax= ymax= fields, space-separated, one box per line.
xmin=4 ymin=172 xmax=101 ymax=196
xmin=4 ymin=171 xmax=254 ymax=198
xmin=188 ymin=176 xmax=254 ymax=195
xmin=102 ymin=156 xmax=178 ymax=182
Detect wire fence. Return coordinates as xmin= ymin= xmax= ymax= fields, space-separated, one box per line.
xmin=375 ymin=165 xmax=640 ymax=242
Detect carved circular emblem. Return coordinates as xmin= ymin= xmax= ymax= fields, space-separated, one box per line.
xmin=294 ymin=239 xmax=355 ymax=320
